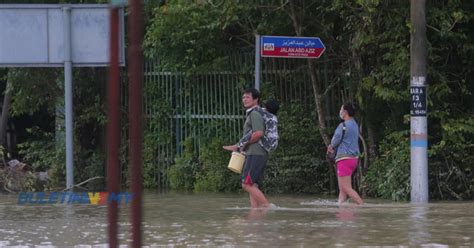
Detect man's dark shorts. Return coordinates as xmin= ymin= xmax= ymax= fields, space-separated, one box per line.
xmin=241 ymin=155 xmax=268 ymax=186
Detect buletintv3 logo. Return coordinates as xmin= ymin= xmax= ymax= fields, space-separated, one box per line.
xmin=17 ymin=192 xmax=134 ymax=205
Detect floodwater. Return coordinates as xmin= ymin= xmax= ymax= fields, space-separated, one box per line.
xmin=0 ymin=192 xmax=473 ymax=247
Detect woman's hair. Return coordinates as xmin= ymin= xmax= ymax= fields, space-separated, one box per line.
xmin=264 ymin=99 xmax=279 ymax=115
xmin=343 ymin=102 xmax=357 ymax=117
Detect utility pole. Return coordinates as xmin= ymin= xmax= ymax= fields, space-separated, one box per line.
xmin=128 ymin=0 xmax=144 ymax=246
xmin=410 ymin=0 xmax=428 ymax=203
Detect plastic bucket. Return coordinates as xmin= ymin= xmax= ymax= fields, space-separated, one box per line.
xmin=227 ymin=152 xmax=246 ymax=174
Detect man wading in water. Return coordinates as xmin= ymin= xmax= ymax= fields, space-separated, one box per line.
xmin=223 ymin=88 xmax=270 ymax=208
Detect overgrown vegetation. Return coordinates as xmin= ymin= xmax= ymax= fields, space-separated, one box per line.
xmin=0 ymin=1 xmax=472 ymax=200
xmin=146 ymin=1 xmax=473 ymax=200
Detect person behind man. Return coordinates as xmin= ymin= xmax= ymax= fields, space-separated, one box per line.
xmin=223 ymin=88 xmax=270 ymax=208
xmin=327 ymin=102 xmax=363 ymax=205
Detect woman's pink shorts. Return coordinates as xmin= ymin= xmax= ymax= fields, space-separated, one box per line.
xmin=336 ymin=158 xmax=358 ymax=177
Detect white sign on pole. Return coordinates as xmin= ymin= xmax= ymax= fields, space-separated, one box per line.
xmin=0 ymin=4 xmax=125 ymax=67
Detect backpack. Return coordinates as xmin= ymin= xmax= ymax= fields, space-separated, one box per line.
xmin=253 ymin=107 xmax=279 ymax=152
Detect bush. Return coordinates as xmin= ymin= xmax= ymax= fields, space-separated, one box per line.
xmin=263 ymin=103 xmax=329 ymax=194
xmin=168 ymin=156 xmax=199 ymax=191
xmin=167 ymin=130 xmax=242 ymax=192
xmin=194 ymin=138 xmax=240 ymax=192
xmin=16 ymin=128 xmax=65 ymax=191
xmin=364 ymin=131 xmax=410 ymax=201
xmin=365 ymin=117 xmax=474 ymax=201
xmin=167 ymin=138 xmax=199 ymax=191
xmin=16 ymin=127 xmax=106 ymax=191
xmin=429 ymin=117 xmax=474 ymax=200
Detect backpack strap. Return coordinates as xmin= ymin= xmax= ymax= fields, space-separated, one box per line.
xmin=333 ymin=122 xmax=346 ymax=152
xmin=247 ymin=106 xmax=265 ymax=126
xmin=248 ymin=106 xmax=264 ymax=116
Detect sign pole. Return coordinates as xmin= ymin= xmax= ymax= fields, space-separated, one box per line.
xmin=107 ymin=4 xmax=121 ymax=247
xmin=410 ymin=0 xmax=428 ymax=203
xmin=63 ymin=6 xmax=74 ymax=191
xmin=255 ymin=34 xmax=261 ymax=91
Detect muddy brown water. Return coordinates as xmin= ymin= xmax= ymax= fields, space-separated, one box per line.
xmin=0 ymin=192 xmax=473 ymax=247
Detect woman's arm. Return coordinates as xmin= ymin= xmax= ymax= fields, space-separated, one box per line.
xmin=330 ymin=123 xmax=343 ymax=148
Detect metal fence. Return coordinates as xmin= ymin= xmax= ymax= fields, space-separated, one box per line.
xmin=121 ymin=51 xmax=335 ymax=189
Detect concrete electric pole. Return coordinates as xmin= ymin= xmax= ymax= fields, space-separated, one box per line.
xmin=410 ymin=0 xmax=429 ymax=203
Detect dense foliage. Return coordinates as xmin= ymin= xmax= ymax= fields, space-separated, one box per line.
xmin=146 ymin=1 xmax=473 ymax=200
xmin=0 ymin=0 xmax=472 ymax=200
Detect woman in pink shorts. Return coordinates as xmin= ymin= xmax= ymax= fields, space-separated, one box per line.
xmin=327 ymin=103 xmax=364 ymax=205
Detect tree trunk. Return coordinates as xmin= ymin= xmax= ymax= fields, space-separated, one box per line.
xmin=307 ymin=60 xmax=331 ymax=146
xmin=287 ymin=0 xmax=331 ymax=147
xmin=285 ymin=0 xmax=334 ymax=194
xmin=0 ymin=81 xmax=12 ymax=147
xmin=367 ymin=125 xmax=377 ymax=163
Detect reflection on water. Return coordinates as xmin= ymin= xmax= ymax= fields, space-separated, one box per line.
xmin=0 ymin=192 xmax=473 ymax=247
xmin=335 ymin=206 xmax=356 ymax=221
xmin=409 ymin=206 xmax=431 ymax=246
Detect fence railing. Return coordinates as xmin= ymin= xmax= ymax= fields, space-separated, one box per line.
xmin=121 ymin=52 xmax=336 ymax=190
